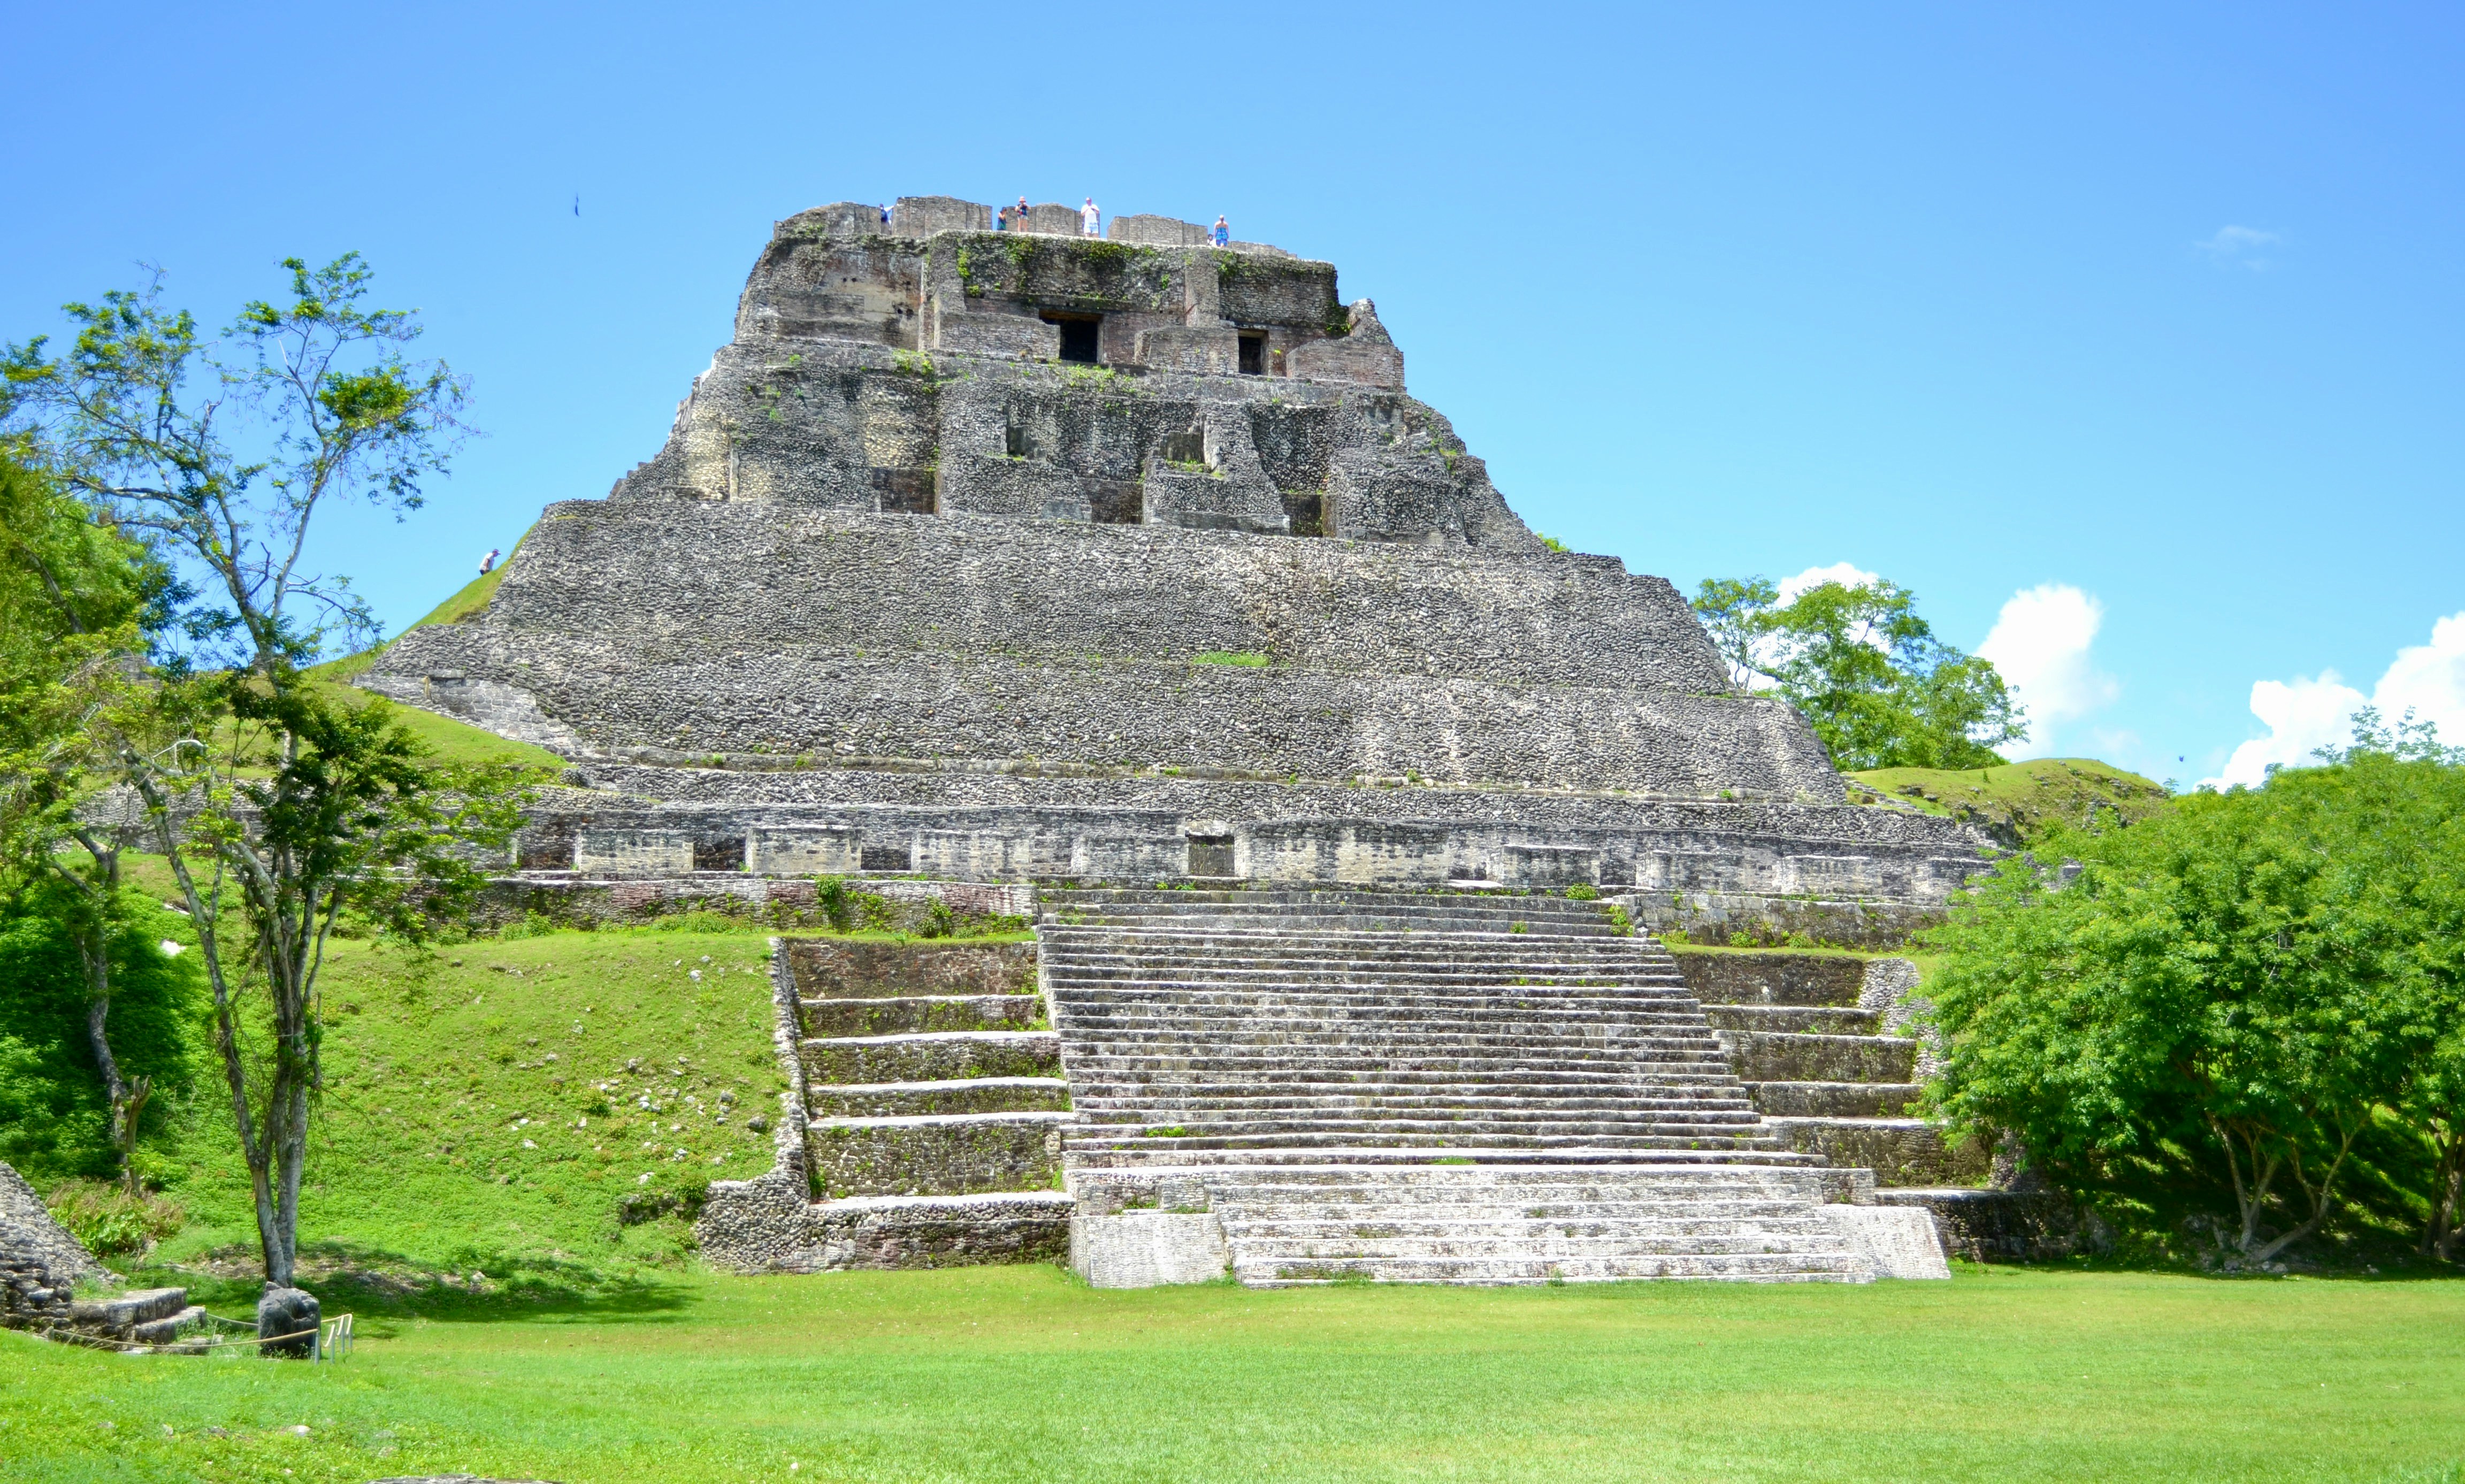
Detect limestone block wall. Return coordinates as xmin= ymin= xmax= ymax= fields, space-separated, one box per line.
xmin=490 ymin=772 xmax=1991 ymax=906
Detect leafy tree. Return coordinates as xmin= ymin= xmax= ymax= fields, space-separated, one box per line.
xmin=0 ymin=883 xmax=202 ymax=1184
xmin=0 ymin=448 xmax=185 ymax=1188
xmin=5 ymin=257 xmax=532 ymax=1290
xmin=1923 ymin=728 xmax=2464 ymax=1263
xmin=1691 ymin=575 xmax=2024 ymax=770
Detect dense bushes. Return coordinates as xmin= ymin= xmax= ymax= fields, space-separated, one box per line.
xmin=1925 ymin=742 xmax=2465 ymax=1264
xmin=0 ymin=884 xmax=203 ymax=1184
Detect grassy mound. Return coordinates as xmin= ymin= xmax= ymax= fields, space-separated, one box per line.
xmin=1848 ymin=758 xmax=2172 ymax=847
xmin=6 ymin=1265 xmax=2462 ymax=1481
xmin=136 ymin=925 xmax=786 ymax=1305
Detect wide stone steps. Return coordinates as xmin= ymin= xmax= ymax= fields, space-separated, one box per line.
xmin=1047 ymin=971 xmax=1694 ymax=993
xmin=1041 ymin=892 xmax=1882 ymax=1284
xmin=1075 ymin=1080 xmax=1755 ymax=1104
xmin=1066 ymin=1144 xmax=1829 ymax=1168
xmin=1069 ymin=1110 xmax=1769 ymax=1136
xmin=1236 ymin=1253 xmax=1865 ymax=1286
xmin=1042 ymin=894 xmax=1618 ymax=936
xmin=1100 ymin=1161 xmax=1868 ymax=1285
xmin=1069 ymin=1129 xmax=1792 ymax=1152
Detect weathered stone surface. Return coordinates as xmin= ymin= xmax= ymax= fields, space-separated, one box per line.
xmin=0 ymin=1161 xmax=109 ymax=1287
xmin=806 ymin=1112 xmax=1068 ymax=1197
xmin=784 ymin=938 xmax=1037 ymax=998
xmin=359 ymin=197 xmax=1996 ymax=924
xmin=256 ymin=1286 xmax=320 ymax=1358
xmin=1071 ymin=1212 xmax=1230 ymax=1287
xmin=1877 ymin=1187 xmax=2102 ymax=1263
xmin=1824 ymin=1205 xmax=1951 ymax=1280
xmin=800 ymin=1031 xmax=1060 ymax=1083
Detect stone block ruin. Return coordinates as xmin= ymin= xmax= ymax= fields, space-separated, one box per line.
xmin=361 ymin=195 xmax=2031 ymax=1283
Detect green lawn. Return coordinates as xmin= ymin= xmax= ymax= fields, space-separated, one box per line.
xmin=3 ymin=1265 xmax=2461 ymax=1483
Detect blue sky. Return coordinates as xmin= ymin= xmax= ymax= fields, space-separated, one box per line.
xmin=6 ymin=2 xmax=2460 ymax=786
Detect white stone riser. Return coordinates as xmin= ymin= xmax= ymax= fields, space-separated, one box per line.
xmin=1067 ymin=1133 xmax=1791 ymax=1151
xmin=1064 ymin=1146 xmax=1828 ymax=1168
xmin=1234 ymin=1257 xmax=1863 ymax=1285
xmin=1067 ymin=1084 xmax=1742 ymax=1106
xmin=1232 ymin=1222 xmax=1854 ymax=1247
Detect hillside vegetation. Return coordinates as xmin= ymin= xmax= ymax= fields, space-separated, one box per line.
xmin=299 ymin=531 xmax=563 ymax=770
xmin=128 ymin=923 xmax=787 ymax=1300
xmin=1848 ymin=758 xmax=2172 ymax=847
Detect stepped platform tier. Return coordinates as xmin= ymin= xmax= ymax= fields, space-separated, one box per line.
xmin=1670 ymin=950 xmax=1991 ymax=1188
xmin=694 ymin=938 xmax=1076 ymax=1272
xmin=1040 ymin=888 xmax=1947 ymax=1285
xmin=351 ymin=192 xmax=1996 ymax=928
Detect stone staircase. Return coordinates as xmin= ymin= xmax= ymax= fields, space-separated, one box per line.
xmin=1676 ymin=952 xmax=1989 ymax=1187
xmin=1040 ymin=888 xmax=1884 ymax=1284
xmin=768 ymin=938 xmax=1073 ymax=1265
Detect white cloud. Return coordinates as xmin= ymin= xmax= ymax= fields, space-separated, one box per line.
xmin=1776 ymin=562 xmax=1880 ymax=605
xmin=2207 ymin=612 xmax=2465 ymax=787
xmin=2196 ymin=224 xmax=2279 ymax=270
xmin=1977 ymin=584 xmax=2120 ymax=759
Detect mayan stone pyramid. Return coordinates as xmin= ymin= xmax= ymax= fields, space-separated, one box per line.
xmin=361 ymin=195 xmax=1989 ymax=930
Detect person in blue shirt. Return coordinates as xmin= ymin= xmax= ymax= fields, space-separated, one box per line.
xmin=1212 ymin=215 xmax=1230 ymax=247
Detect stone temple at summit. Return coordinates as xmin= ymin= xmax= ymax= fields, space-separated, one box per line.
xmin=361 ymin=195 xmax=2009 ymax=1284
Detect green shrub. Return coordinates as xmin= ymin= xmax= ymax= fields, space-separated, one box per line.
xmin=0 ymin=889 xmax=203 ymax=1182
xmin=44 ymin=1179 xmax=185 ymax=1257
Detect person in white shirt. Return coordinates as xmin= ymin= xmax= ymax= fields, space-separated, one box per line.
xmin=1082 ymin=198 xmax=1101 ymax=236
xmin=479 ymin=548 xmax=500 ymax=575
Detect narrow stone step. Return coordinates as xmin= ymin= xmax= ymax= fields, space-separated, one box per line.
xmin=1744 ymin=1081 xmax=1922 ymax=1118
xmin=801 ymin=994 xmax=1047 ymax=1037
xmin=1703 ymin=1005 xmax=1881 ymax=1036
xmin=1720 ymin=1031 xmax=1918 ymax=1084
xmin=801 ymin=1030 xmax=1060 ymax=1082
xmin=808 ymin=1076 xmax=1072 ymax=1116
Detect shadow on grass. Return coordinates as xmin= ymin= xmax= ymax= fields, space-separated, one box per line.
xmin=135 ymin=1236 xmax=702 ymax=1332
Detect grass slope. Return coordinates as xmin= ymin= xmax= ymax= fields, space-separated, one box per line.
xmin=1848 ymin=758 xmax=2172 ymax=847
xmin=4 ymin=1265 xmax=2462 ymax=1482
xmin=139 ymin=927 xmax=785 ymax=1296
xmin=298 ymin=528 xmax=563 ymax=770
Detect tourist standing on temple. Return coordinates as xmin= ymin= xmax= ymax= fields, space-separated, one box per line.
xmin=1213 ymin=215 xmax=1230 ymax=247
xmin=996 ymin=203 xmax=1011 ymax=231
xmin=1082 ymin=197 xmax=1100 ymax=236
xmin=479 ymin=547 xmax=499 ymax=575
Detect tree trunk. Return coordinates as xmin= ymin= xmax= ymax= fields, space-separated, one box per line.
xmin=2426 ymin=1129 xmax=2463 ymax=1261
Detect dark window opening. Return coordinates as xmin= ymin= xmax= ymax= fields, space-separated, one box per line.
xmin=1161 ymin=429 xmax=1205 ymax=465
xmin=1238 ymin=332 xmax=1265 ymax=375
xmin=1088 ymin=480 xmax=1144 ymax=525
xmin=860 ymin=843 xmax=913 ymax=873
xmin=1280 ymin=488 xmax=1325 ymax=538
xmin=1004 ymin=418 xmax=1030 ymax=457
xmin=870 ymin=466 xmax=937 ymax=515
xmin=694 ymin=837 xmax=747 ymax=873
xmin=519 ymin=828 xmax=576 ymax=871
xmin=1045 ymin=314 xmax=1101 ymax=364
xmin=1188 ymin=835 xmax=1237 ymax=878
